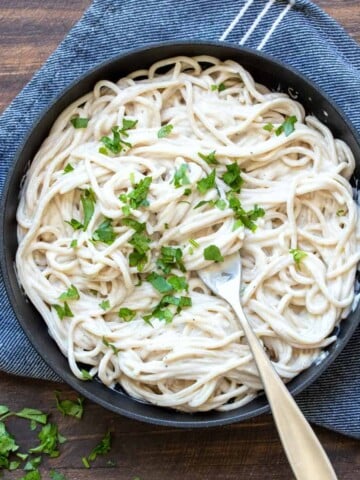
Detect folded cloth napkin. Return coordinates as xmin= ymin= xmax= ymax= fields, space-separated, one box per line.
xmin=1 ymin=0 xmax=360 ymax=438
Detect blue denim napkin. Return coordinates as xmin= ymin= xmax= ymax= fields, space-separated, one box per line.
xmin=1 ymin=0 xmax=360 ymax=438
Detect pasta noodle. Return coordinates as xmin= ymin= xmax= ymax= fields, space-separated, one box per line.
xmin=16 ymin=56 xmax=360 ymax=412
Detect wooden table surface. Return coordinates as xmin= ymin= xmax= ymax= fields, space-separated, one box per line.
xmin=0 ymin=1 xmax=359 ymax=479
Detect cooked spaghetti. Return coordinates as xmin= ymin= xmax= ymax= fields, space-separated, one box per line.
xmin=16 ymin=56 xmax=360 ymax=411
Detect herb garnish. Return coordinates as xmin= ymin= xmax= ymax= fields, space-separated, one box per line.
xmin=102 ymin=338 xmax=120 ymax=355
xmin=290 ymin=248 xmax=307 ymax=265
xmin=52 ymin=303 xmax=74 ymax=321
xmin=118 ymin=307 xmax=136 ymax=322
xmin=63 ymin=163 xmax=74 ymax=174
xmin=173 ymin=164 xmax=190 ymax=188
xmin=198 ymin=151 xmax=218 ymax=165
xmin=0 ymin=421 xmax=19 ymax=469
xmin=99 ymin=300 xmax=110 ymax=311
xmin=157 ymin=124 xmax=173 ymax=138
xmin=92 ymin=218 xmax=116 ymax=245
xmin=128 ymin=232 xmax=151 ymax=271
xmin=100 ymin=118 xmax=137 ymax=155
xmin=121 ymin=217 xmax=146 ymax=233
xmin=221 ymin=163 xmax=243 ymax=193
xmin=80 ymin=188 xmax=96 ymax=231
xmin=59 ymin=285 xmax=79 ymax=301
xmin=227 ymin=194 xmax=265 ymax=231
xmin=156 ymin=246 xmax=186 ymax=274
xmin=70 ymin=239 xmax=78 ymax=248
xmin=29 ymin=423 xmax=66 ymax=458
xmin=189 ymin=239 xmax=200 ymax=249
xmin=120 ymin=177 xmax=152 ymax=211
xmin=147 ymin=272 xmax=173 ymax=293
xmin=196 ymin=169 xmax=216 ymax=194
xmin=82 ymin=431 xmax=112 ymax=469
xmin=70 ymin=117 xmax=89 ymax=129
xmin=263 ymin=122 xmax=274 ymax=132
xmin=81 ymin=369 xmax=93 ymax=381
xmin=19 ymin=471 xmax=41 ymax=480
xmin=204 ymin=245 xmax=224 ymax=263
xmin=336 ymin=209 xmax=346 ymax=216
xmin=65 ymin=219 xmax=83 ymax=231
xmin=50 ymin=470 xmax=68 ymax=480
xmin=211 ymin=83 xmax=226 ymax=92
xmin=275 ymin=115 xmax=297 ymax=137
xmin=55 ymin=393 xmax=83 ymax=420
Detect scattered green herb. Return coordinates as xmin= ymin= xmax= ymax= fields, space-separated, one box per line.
xmin=275 ymin=115 xmax=297 ymax=137
xmin=52 ymin=302 xmax=74 ymax=321
xmin=198 ymin=151 xmax=218 ymax=165
xmin=80 ymin=188 xmax=96 ymax=231
xmin=55 ymin=393 xmax=83 ymax=420
xmin=290 ymin=248 xmax=307 ymax=265
xmin=211 ymin=83 xmax=226 ymax=92
xmin=118 ymin=307 xmax=136 ymax=322
xmin=16 ymin=409 xmax=48 ymax=426
xmin=70 ymin=117 xmax=89 ymax=129
xmin=156 ymin=246 xmax=185 ymax=274
xmin=221 ymin=163 xmax=243 ymax=193
xmin=29 ymin=423 xmax=65 ymax=458
xmin=122 ymin=217 xmax=146 ymax=233
xmin=50 ymin=470 xmax=68 ymax=480
xmin=0 ymin=421 xmax=19 ymax=469
xmin=59 ymin=285 xmax=79 ymax=302
xmin=63 ymin=163 xmax=74 ymax=174
xmin=100 ymin=118 xmax=137 ymax=155
xmin=24 ymin=456 xmax=42 ymax=471
xmin=263 ymin=123 xmax=274 ymax=132
xmin=173 ymin=164 xmax=190 ymax=188
xmin=183 ymin=188 xmax=192 ymax=196
xmin=19 ymin=470 xmax=41 ymax=480
xmin=204 ymin=245 xmax=224 ymax=263
xmin=157 ymin=124 xmax=173 ymax=138
xmin=65 ymin=218 xmax=83 ymax=231
xmin=92 ymin=218 xmax=116 ymax=245
xmin=81 ymin=369 xmax=93 ymax=381
xmin=102 ymin=338 xmax=120 ymax=355
xmin=197 ymin=169 xmax=216 ymax=194
xmin=147 ymin=272 xmax=173 ymax=293
xmin=228 ymin=194 xmax=265 ymax=231
xmin=82 ymin=430 xmax=112 ymax=468
xmin=336 ymin=209 xmax=346 ymax=216
xmin=189 ymin=239 xmax=200 ymax=249
xmin=99 ymin=300 xmax=110 ymax=311
xmin=70 ymin=239 xmax=78 ymax=248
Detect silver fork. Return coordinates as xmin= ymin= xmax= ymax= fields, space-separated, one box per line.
xmin=199 ymin=253 xmax=337 ymax=480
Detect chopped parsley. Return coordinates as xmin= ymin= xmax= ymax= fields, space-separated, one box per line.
xmin=198 ymin=151 xmax=218 ymax=165
xmin=19 ymin=471 xmax=41 ymax=480
xmin=102 ymin=337 xmax=120 ymax=355
xmin=52 ymin=302 xmax=74 ymax=321
xmin=167 ymin=275 xmax=188 ymax=292
xmin=144 ymin=294 xmax=192 ymax=324
xmin=204 ymin=245 xmax=224 ymax=263
xmin=290 ymin=248 xmax=307 ymax=265
xmin=121 ymin=217 xmax=146 ymax=233
xmin=183 ymin=188 xmax=192 ymax=196
xmin=118 ymin=307 xmax=136 ymax=322
xmin=100 ymin=118 xmax=137 ymax=155
xmin=156 ymin=246 xmax=185 ymax=274
xmin=173 ymin=164 xmax=190 ymax=188
xmin=24 ymin=456 xmax=42 ymax=471
xmin=121 ymin=176 xmax=152 ymax=210
xmin=59 ymin=285 xmax=79 ymax=301
xmin=157 ymin=124 xmax=173 ymax=138
xmin=70 ymin=117 xmax=89 ymax=129
xmin=50 ymin=470 xmax=68 ymax=480
xmin=80 ymin=188 xmax=96 ymax=231
xmin=147 ymin=272 xmax=173 ymax=293
xmin=189 ymin=238 xmax=200 ymax=249
xmin=55 ymin=393 xmax=83 ymax=420
xmin=263 ymin=122 xmax=274 ymax=132
xmin=221 ymin=163 xmax=243 ymax=193
xmin=129 ymin=232 xmax=151 ymax=256
xmin=63 ymin=163 xmax=74 ymax=174
xmin=92 ymin=218 xmax=116 ymax=245
xmin=336 ymin=209 xmax=346 ymax=216
xmin=15 ymin=408 xmax=48 ymax=426
xmin=65 ymin=218 xmax=83 ymax=231
xmin=275 ymin=115 xmax=297 ymax=137
xmin=29 ymin=423 xmax=66 ymax=458
xmin=211 ymin=83 xmax=226 ymax=92
xmin=82 ymin=431 xmax=112 ymax=469
xmin=81 ymin=369 xmax=93 ymax=381
xmin=228 ymin=194 xmax=265 ymax=231
xmin=99 ymin=300 xmax=110 ymax=311
xmin=0 ymin=421 xmax=19 ymax=469
xmin=196 ymin=169 xmax=216 ymax=194
xmin=70 ymin=239 xmax=78 ymax=248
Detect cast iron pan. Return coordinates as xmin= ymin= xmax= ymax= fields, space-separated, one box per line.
xmin=1 ymin=42 xmax=360 ymax=428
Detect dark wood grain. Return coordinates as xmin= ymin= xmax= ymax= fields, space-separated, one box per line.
xmin=1 ymin=1 xmax=359 ymax=479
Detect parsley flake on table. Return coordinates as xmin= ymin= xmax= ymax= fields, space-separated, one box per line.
xmin=24 ymin=456 xmax=42 ymax=471
xmin=118 ymin=307 xmax=136 ymax=322
xmin=52 ymin=302 xmax=74 ymax=321
xmin=50 ymin=470 xmax=68 ymax=480
xmin=157 ymin=124 xmax=173 ymax=138
xmin=59 ymin=284 xmax=79 ymax=301
xmin=82 ymin=430 xmax=112 ymax=469
xmin=70 ymin=117 xmax=89 ymax=129
xmin=173 ymin=164 xmax=190 ymax=188
xmin=55 ymin=393 xmax=84 ymax=419
xmin=198 ymin=150 xmax=218 ymax=165
xmin=290 ymin=248 xmax=307 ymax=265
xmin=19 ymin=470 xmax=42 ymax=480
xmin=204 ymin=245 xmax=224 ymax=263
xmin=29 ymin=423 xmax=66 ymax=458
xmin=196 ymin=169 xmax=216 ymax=194
xmin=275 ymin=115 xmax=297 ymax=137
xmin=0 ymin=421 xmax=19 ymax=469
xmin=16 ymin=408 xmax=48 ymax=425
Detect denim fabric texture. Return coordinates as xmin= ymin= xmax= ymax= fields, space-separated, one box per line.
xmin=0 ymin=0 xmax=359 ymax=438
